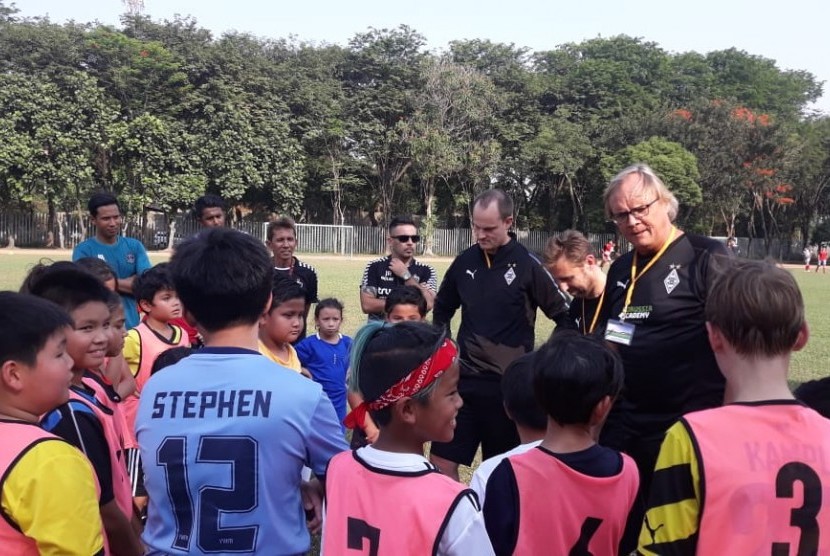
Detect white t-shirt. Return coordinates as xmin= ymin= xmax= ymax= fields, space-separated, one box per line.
xmin=322 ymin=446 xmax=494 ymax=555
xmin=469 ymin=440 xmax=543 ymax=506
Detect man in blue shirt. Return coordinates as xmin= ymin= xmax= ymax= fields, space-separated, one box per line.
xmin=72 ymin=193 xmax=151 ymax=328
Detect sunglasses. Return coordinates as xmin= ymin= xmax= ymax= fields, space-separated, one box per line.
xmin=391 ymin=234 xmax=421 ymax=243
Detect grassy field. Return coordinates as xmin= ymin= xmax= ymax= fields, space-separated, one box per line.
xmin=3 ymin=248 xmax=829 ymax=384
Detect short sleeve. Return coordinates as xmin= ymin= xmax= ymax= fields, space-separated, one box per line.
xmin=305 ymin=392 xmax=349 ymax=477
xmin=482 ymin=460 xmax=519 ymax=555
xmin=133 ymin=239 xmax=152 ymax=274
xmin=294 ymin=338 xmax=313 ymax=366
xmin=123 ymin=329 xmax=141 ymax=378
xmin=1 ymin=440 xmax=105 ymax=556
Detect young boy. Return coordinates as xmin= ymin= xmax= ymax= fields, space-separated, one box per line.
xmin=258 ymin=275 xmax=306 ymax=374
xmin=384 ymin=284 xmax=428 ymax=323
xmin=0 ymin=292 xmax=105 ymax=555
xmin=122 ymin=263 xmax=189 ymax=443
xmin=483 ymin=334 xmax=639 ymax=555
xmin=470 ymin=352 xmax=547 ymax=505
xmin=639 ymin=260 xmax=830 ymax=554
xmin=135 ymin=228 xmax=348 ymax=555
xmin=31 ymin=265 xmax=143 ymax=556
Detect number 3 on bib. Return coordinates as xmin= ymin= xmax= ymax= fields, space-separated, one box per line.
xmin=158 ymin=435 xmax=259 ymax=553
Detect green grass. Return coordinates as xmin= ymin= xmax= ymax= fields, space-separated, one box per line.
xmin=3 ymin=249 xmax=829 ymax=383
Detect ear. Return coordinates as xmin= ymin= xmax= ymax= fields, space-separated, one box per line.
xmin=262 ymin=293 xmax=273 ymax=316
xmin=793 ymin=322 xmax=810 ymax=352
xmin=706 ymin=322 xmax=726 ymax=353
xmin=138 ymin=298 xmax=154 ymax=314
xmin=0 ymin=360 xmax=27 ymax=395
xmin=590 ymin=395 xmax=614 ymax=428
xmin=584 ymin=254 xmax=597 ymax=267
xmin=504 ymin=216 xmax=514 ymax=229
xmin=394 ymin=397 xmax=418 ymax=426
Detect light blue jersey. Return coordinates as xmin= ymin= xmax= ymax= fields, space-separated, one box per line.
xmin=72 ymin=236 xmax=151 ymax=328
xmin=136 ymin=347 xmax=348 ymax=555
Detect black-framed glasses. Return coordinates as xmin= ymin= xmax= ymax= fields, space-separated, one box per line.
xmin=610 ymin=199 xmax=658 ymax=224
xmin=392 ymin=234 xmax=420 ymax=243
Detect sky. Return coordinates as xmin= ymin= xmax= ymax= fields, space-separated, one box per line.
xmin=22 ymin=0 xmax=830 ymax=114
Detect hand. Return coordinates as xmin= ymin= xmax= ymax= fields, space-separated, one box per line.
xmin=301 ymin=478 xmax=324 ymax=534
xmin=365 ymin=425 xmax=380 ymax=444
xmin=388 ymin=258 xmax=408 ymax=279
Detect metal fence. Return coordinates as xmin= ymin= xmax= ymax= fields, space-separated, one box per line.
xmin=0 ymin=210 xmax=803 ymax=260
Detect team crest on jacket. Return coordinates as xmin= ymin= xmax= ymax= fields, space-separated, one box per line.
xmin=504 ymin=267 xmax=516 ymax=285
xmin=664 ymin=268 xmax=680 ymax=294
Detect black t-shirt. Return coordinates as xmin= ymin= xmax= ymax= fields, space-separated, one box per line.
xmin=360 ymin=256 xmax=438 ymax=321
xmin=596 ymin=233 xmax=728 ymax=431
xmin=570 ymin=295 xmax=603 ymax=335
xmin=275 ymin=257 xmax=319 ymax=341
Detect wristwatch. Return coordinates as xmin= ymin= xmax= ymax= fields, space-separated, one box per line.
xmin=401 ymin=271 xmax=412 ymax=281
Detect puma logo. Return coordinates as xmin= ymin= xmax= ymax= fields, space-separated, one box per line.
xmin=643 ymin=515 xmax=665 ymax=544
xmin=466 ymin=269 xmax=478 ymax=280
xmin=616 ymin=279 xmax=630 ymax=289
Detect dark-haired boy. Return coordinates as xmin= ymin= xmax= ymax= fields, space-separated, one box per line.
xmin=360 ymin=216 xmax=437 ymax=321
xmin=258 ymin=275 xmax=306 ymax=374
xmin=483 ymin=334 xmax=638 ymax=555
xmin=266 ymin=217 xmax=318 ymax=341
xmin=384 ymin=284 xmax=428 ymax=323
xmin=0 ymin=292 xmax=105 ymax=555
xmin=639 ymin=260 xmax=830 ymax=554
xmin=72 ymin=192 xmax=151 ymax=329
xmin=136 ymin=228 xmax=347 ymax=555
xmin=31 ymin=265 xmax=143 ymax=555
xmin=194 ymin=194 xmax=227 ymax=228
xmin=470 ymin=352 xmax=546 ymax=505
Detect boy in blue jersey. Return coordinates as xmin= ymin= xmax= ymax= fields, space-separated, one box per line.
xmin=73 ymin=192 xmax=151 ymax=328
xmin=135 ymin=228 xmax=348 ymax=555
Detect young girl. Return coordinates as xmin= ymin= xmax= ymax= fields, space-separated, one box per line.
xmin=323 ymin=321 xmax=494 ymax=555
xmin=295 ymin=298 xmax=352 ymax=429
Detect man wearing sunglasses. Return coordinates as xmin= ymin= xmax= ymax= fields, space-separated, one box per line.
xmin=360 ymin=216 xmax=437 ymax=321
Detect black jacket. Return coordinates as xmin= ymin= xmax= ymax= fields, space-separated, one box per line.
xmin=433 ymin=236 xmax=572 ymax=375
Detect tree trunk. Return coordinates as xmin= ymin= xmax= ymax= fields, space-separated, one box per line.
xmin=423 ymin=177 xmax=436 ymax=256
xmin=166 ymin=215 xmax=177 ymax=251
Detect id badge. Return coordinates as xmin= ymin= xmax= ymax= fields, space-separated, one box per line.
xmin=605 ymin=319 xmax=635 ymax=346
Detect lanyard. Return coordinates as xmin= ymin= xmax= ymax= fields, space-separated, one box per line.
xmin=582 ymin=289 xmax=606 ymax=334
xmin=621 ymin=227 xmax=677 ymax=317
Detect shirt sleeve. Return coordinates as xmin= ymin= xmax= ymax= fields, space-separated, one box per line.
xmin=133 ymin=240 xmax=152 ymax=274
xmin=308 ymin=269 xmax=319 ymax=303
xmin=482 ymin=460 xmax=519 ymax=555
xmin=1 ymin=440 xmax=105 ymax=556
xmin=305 ymin=391 xmax=349 ymax=477
xmin=40 ymin=404 xmax=115 ymax=506
xmin=123 ymin=329 xmax=141 ymax=378
xmin=432 ymin=261 xmax=460 ymax=332
xmin=439 ymin=490 xmax=495 ymax=556
xmin=294 ymin=338 xmax=312 ymax=366
xmin=637 ymin=420 xmax=702 ymax=555
xmin=360 ymin=261 xmax=376 ymax=293
xmin=71 ymin=242 xmax=91 ymax=261
xmin=421 ymin=264 xmax=438 ymax=292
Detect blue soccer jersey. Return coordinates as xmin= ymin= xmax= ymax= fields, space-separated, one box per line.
xmin=73 ymin=236 xmax=151 ymax=328
xmin=135 ymin=347 xmax=348 ymax=555
xmin=295 ymin=334 xmax=351 ymax=428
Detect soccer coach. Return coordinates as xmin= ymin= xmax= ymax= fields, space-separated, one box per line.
xmin=430 ymin=189 xmax=574 ymax=480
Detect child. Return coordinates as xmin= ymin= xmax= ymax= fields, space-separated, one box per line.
xmin=325 ymin=321 xmax=493 ymax=555
xmin=639 ymin=260 xmax=830 ymax=554
xmin=384 ymin=285 xmax=427 ymax=323
xmin=150 ymin=346 xmax=195 ymax=376
xmin=76 ymin=256 xmax=118 ymax=291
xmin=30 ymin=265 xmax=143 ymax=556
xmin=99 ymin=293 xmax=136 ymax=399
xmin=258 ymin=275 xmax=306 ymax=374
xmin=483 ymin=334 xmax=638 ymax=555
xmin=470 ymin=351 xmax=547 ymax=505
xmin=135 ymin=228 xmax=347 ymax=555
xmin=0 ymin=292 xmax=105 ymax=554
xmin=295 ymin=298 xmax=352 ymax=428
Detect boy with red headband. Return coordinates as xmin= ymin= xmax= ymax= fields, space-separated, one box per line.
xmin=325 ymin=321 xmax=494 ymax=555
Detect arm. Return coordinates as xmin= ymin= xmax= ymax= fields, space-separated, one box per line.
xmin=482 ymin=460 xmax=519 ymax=556
xmin=359 ymin=289 xmax=386 ymax=316
xmin=530 ymin=261 xmax=575 ymax=330
xmin=637 ymin=420 xmax=702 ymax=555
xmin=346 ymin=390 xmax=379 ymax=443
xmin=103 ymin=354 xmax=137 ymax=398
xmin=122 ymin=329 xmax=141 ymax=379
xmin=305 ymin=391 xmax=350 ymax=477
xmin=3 ymin=441 xmax=106 ymax=556
xmin=100 ymin=499 xmax=143 ymax=556
xmin=418 ymin=264 xmax=439 ymax=311
xmin=117 ymin=241 xmax=152 ymax=295
xmin=432 ymin=261 xmax=460 ymax=333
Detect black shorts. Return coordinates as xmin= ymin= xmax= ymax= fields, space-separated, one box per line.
xmin=429 ymin=372 xmax=520 ymax=467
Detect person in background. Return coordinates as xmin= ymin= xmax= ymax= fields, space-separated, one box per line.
xmin=544 ymin=230 xmax=608 ymax=335
xmin=72 ymin=192 xmax=151 ymax=329
xmin=266 ymin=217 xmax=319 ymax=342
xmin=360 ymin=216 xmax=437 ymax=321
xmin=258 ymin=275 xmax=307 ymax=375
xmin=384 ymin=285 xmax=428 ymax=323
xmin=194 ymin=194 xmax=227 ymax=228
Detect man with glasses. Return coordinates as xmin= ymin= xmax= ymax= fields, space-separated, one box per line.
xmin=359 ymin=216 xmax=437 ymax=321
xmin=597 ymin=163 xmax=728 ymax=552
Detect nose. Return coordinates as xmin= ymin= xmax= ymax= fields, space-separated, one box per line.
xmin=559 ymin=282 xmax=570 ymax=294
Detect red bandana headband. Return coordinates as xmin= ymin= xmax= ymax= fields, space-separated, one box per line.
xmin=344 ymin=338 xmax=458 ymax=430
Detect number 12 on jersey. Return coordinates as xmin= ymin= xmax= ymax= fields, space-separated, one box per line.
xmin=158 ymin=435 xmax=260 ymax=553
